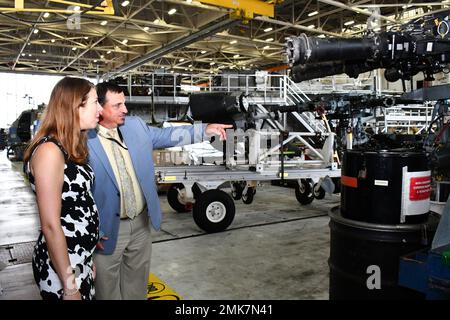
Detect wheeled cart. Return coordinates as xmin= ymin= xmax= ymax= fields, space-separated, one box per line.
xmin=155 ymin=165 xmax=341 ymax=233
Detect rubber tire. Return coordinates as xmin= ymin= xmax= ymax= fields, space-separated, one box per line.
xmin=6 ymin=147 xmax=14 ymax=160
xmin=193 ymin=189 xmax=236 ymax=233
xmin=313 ymin=183 xmax=326 ymax=200
xmin=231 ymin=182 xmax=243 ymax=200
xmin=295 ymin=179 xmax=314 ymax=205
xmin=192 ymin=183 xmax=202 ymax=200
xmin=242 ymin=187 xmax=256 ymax=204
xmin=332 ymin=177 xmax=341 ymax=194
xmin=167 ymin=184 xmax=192 ymax=213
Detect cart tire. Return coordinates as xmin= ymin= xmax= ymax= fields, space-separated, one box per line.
xmin=242 ymin=187 xmax=256 ymax=204
xmin=167 ymin=184 xmax=192 ymax=213
xmin=313 ymin=183 xmax=326 ymax=200
xmin=332 ymin=177 xmax=341 ymax=194
xmin=295 ymin=179 xmax=314 ymax=205
xmin=6 ymin=147 xmax=14 ymax=160
xmin=193 ymin=189 xmax=235 ymax=233
xmin=192 ymin=183 xmax=202 ymax=200
xmin=231 ymin=182 xmax=243 ymax=200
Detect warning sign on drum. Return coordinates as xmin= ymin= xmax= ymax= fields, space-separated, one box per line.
xmin=401 ymin=168 xmax=431 ymax=222
xmin=409 ymin=176 xmax=431 ymax=201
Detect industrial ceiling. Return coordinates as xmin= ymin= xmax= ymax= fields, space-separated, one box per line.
xmin=0 ymin=0 xmax=448 ymax=79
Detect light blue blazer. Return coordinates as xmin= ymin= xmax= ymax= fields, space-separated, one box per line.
xmin=87 ymin=117 xmax=205 ymax=255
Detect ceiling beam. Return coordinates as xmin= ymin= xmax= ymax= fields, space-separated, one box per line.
xmin=254 ymin=15 xmax=342 ymax=37
xmin=60 ymin=0 xmax=157 ymax=72
xmin=317 ymin=0 xmax=397 ymax=24
xmin=103 ymin=18 xmax=240 ymax=79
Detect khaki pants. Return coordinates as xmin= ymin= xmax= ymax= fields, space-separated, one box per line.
xmin=94 ymin=211 xmax=152 ymax=300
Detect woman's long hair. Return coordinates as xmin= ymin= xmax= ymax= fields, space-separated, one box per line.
xmin=23 ymin=77 xmax=94 ymax=165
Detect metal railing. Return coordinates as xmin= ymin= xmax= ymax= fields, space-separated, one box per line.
xmin=377 ymin=104 xmax=434 ymax=134
xmin=122 ymin=72 xmax=289 ymax=105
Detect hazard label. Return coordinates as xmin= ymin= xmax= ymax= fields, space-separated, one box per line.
xmin=409 ymin=176 xmax=431 ymax=201
xmin=147 ymin=273 xmax=182 ymax=300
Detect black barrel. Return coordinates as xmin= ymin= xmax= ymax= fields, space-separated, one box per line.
xmin=329 ymin=207 xmax=438 ymax=300
xmin=341 ymin=149 xmax=429 ymax=224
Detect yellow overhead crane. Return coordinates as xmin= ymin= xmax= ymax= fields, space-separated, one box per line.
xmin=3 ymin=0 xmax=116 ymax=15
xmin=199 ymin=0 xmax=283 ymax=21
xmin=5 ymin=1 xmax=282 ymax=21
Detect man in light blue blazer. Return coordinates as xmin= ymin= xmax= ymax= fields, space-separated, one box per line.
xmin=88 ymin=82 xmax=230 ymax=299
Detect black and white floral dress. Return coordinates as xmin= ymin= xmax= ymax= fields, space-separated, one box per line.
xmin=25 ymin=136 xmax=99 ymax=300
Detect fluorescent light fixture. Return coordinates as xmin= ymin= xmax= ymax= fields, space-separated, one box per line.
xmin=179 ymin=58 xmax=185 ymax=62
xmin=307 ymin=24 xmax=315 ymax=28
xmin=265 ymin=38 xmax=273 ymax=42
xmin=229 ymin=40 xmax=237 ymax=44
xmin=43 ymin=12 xmax=50 ymax=18
xmin=122 ymin=39 xmax=128 ymax=45
xmin=168 ymin=8 xmax=177 ymax=15
xmin=201 ymin=50 xmax=207 ymax=54
xmin=100 ymin=55 xmax=104 ymax=59
xmin=33 ymin=29 xmax=39 ymax=34
xmin=121 ymin=1 xmax=130 ymax=6
xmin=84 ymin=36 xmax=88 ymax=40
xmin=21 ymin=53 xmax=25 ymax=56
xmin=210 ymin=62 xmax=215 ymax=65
xmin=188 ymin=64 xmax=192 ymax=67
xmin=94 ymin=60 xmax=98 ymax=63
xmin=318 ymin=34 xmax=326 ymax=38
xmin=28 ymin=54 xmax=32 ymax=57
xmin=143 ymin=26 xmax=149 ymax=31
xmin=42 ymin=49 xmax=46 ymax=53
xmin=344 ymin=20 xmax=354 ymax=26
xmin=263 ymin=45 xmax=270 ymax=49
xmin=100 ymin=20 xmax=108 ymax=26
xmin=264 ymin=27 xmax=273 ymax=32
xmin=107 ymin=50 xmax=111 ymax=54
xmin=233 ymin=54 xmax=240 ymax=58
xmin=308 ymin=11 xmax=318 ymax=17
xmin=36 ymin=59 xmax=39 ymax=62
xmin=51 ymin=39 xmax=55 ymax=43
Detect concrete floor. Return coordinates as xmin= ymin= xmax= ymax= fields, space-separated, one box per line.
xmin=0 ymin=149 xmax=338 ymax=300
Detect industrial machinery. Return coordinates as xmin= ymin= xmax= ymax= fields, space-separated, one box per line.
xmin=154 ymin=91 xmax=340 ymax=233
xmin=283 ymin=9 xmax=450 ymax=300
xmin=0 ymin=128 xmax=6 ymax=150
xmin=6 ymin=109 xmax=40 ymax=161
xmin=285 ymin=10 xmax=450 ymax=91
